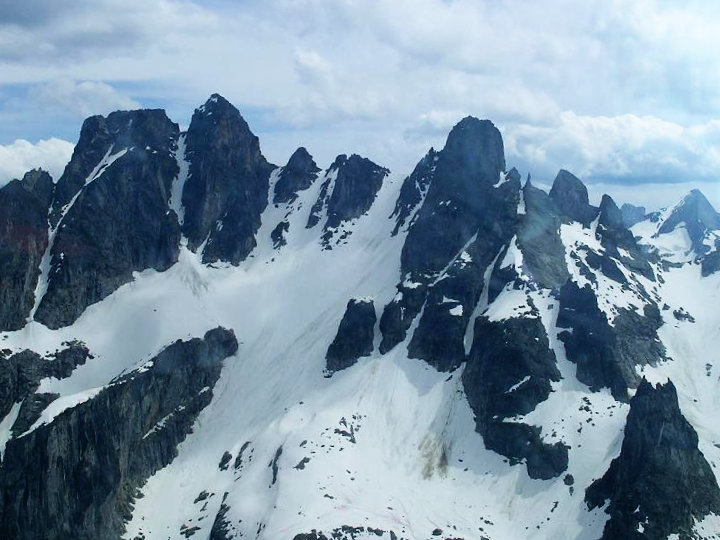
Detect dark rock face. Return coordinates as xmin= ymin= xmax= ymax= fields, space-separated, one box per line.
xmin=307 ymin=154 xmax=388 ymax=245
xmin=402 ymin=117 xmax=507 ymax=276
xmin=463 ymin=316 xmax=567 ymax=479
xmin=0 ymin=169 xmax=54 ymax=330
xmin=390 ymin=149 xmax=437 ymax=235
xmin=658 ymin=189 xmax=720 ymax=253
xmin=0 ymin=327 xmax=238 ymax=540
xmin=182 ymin=94 xmax=275 ymax=264
xmin=50 ymin=109 xmax=180 ymax=227
xmin=380 ymin=117 xmax=520 ymax=367
xmin=586 ymin=380 xmax=720 ymax=539
xmin=405 ymin=228 xmax=504 ymax=372
xmin=517 ymin=180 xmax=569 ymax=290
xmin=326 ymin=299 xmax=376 ymax=373
xmin=701 ymin=248 xmax=720 ymax=276
xmin=209 ymin=492 xmax=233 ymax=540
xmin=324 ymin=155 xmax=388 ymax=230
xmin=273 ymin=147 xmax=320 ymax=204
xmin=549 ymin=169 xmax=598 ymax=225
xmin=0 ymin=342 xmax=91 ymax=422
xmin=557 ymin=281 xmax=665 ymax=401
xmin=597 ymin=195 xmax=654 ymax=280
xmin=271 ymin=220 xmax=290 ymax=249
xmin=620 ymin=203 xmax=646 ymax=228
xmin=34 ymin=109 xmax=181 ymax=329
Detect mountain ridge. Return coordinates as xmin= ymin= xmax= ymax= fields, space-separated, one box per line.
xmin=0 ymin=94 xmax=719 ymax=539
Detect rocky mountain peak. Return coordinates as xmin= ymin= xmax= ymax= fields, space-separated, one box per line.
xmin=620 ymin=202 xmax=646 ymax=228
xmin=441 ymin=116 xmax=506 ymax=185
xmin=586 ymin=379 xmax=720 ymax=539
xmin=657 ymin=188 xmax=720 ymax=250
xmin=323 ymin=154 xmax=389 ymax=232
xmin=17 ymin=169 xmax=54 ymax=208
xmin=549 ymin=169 xmax=598 ymax=225
xmin=182 ymin=94 xmax=274 ymax=263
xmin=273 ymin=147 xmax=321 ymax=204
xmin=598 ymin=194 xmax=624 ymax=230
xmin=50 ymin=108 xmax=178 ymax=226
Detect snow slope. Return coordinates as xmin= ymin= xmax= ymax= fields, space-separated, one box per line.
xmin=2 ymin=152 xmax=720 ymax=540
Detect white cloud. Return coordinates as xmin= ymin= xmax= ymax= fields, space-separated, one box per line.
xmin=28 ymin=79 xmax=140 ymax=118
xmin=0 ymin=138 xmax=74 ymax=186
xmin=503 ymin=112 xmax=720 ymax=184
xmin=2 ymin=0 xmax=720 ymax=206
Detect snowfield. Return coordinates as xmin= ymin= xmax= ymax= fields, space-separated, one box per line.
xmin=1 ymin=155 xmax=720 ymax=540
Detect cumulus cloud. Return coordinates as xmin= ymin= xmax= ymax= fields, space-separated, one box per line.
xmin=502 ymin=113 xmax=720 ymax=183
xmin=2 ymin=0 xmax=720 ymax=206
xmin=0 ymin=138 xmax=74 ymax=185
xmin=28 ymin=79 xmax=140 ymax=118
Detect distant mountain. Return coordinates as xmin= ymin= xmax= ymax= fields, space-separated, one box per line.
xmin=0 ymin=95 xmax=719 ymax=540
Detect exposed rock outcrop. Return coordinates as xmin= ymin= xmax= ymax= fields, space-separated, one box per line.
xmin=380 ymin=117 xmax=520 ymax=370
xmin=657 ymin=189 xmax=720 ymax=254
xmin=516 ymin=179 xmax=569 ymax=290
xmin=49 ymin=110 xmax=177 ymax=226
xmin=306 ymin=154 xmax=388 ymax=245
xmin=324 ymin=155 xmax=388 ymax=230
xmin=0 ymin=327 xmax=238 ymax=540
xmin=463 ymin=316 xmax=567 ymax=479
xmin=390 ymin=148 xmax=437 ymax=235
xmin=586 ymin=380 xmax=720 ymax=539
xmin=0 ymin=169 xmax=54 ymax=330
xmin=549 ymin=169 xmax=598 ymax=226
xmin=0 ymin=342 xmax=91 ymax=422
xmin=326 ymin=299 xmax=376 ymax=373
xmin=273 ymin=147 xmax=320 ymax=204
xmin=620 ymin=203 xmax=646 ymax=228
xmin=557 ymin=281 xmax=665 ymax=401
xmin=182 ymin=94 xmax=275 ymax=264
xmin=34 ymin=109 xmax=181 ymax=329
xmin=597 ymin=195 xmax=654 ymax=280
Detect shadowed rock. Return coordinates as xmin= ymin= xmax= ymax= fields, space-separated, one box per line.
xmin=549 ymin=169 xmax=597 ymax=225
xmin=0 ymin=327 xmax=238 ymax=540
xmin=380 ymin=117 xmax=519 ymax=363
xmin=516 ymin=179 xmax=569 ymax=290
xmin=657 ymin=189 xmax=720 ymax=254
xmin=326 ymin=299 xmax=376 ymax=373
xmin=273 ymin=147 xmax=320 ymax=204
xmin=34 ymin=109 xmax=181 ymax=329
xmin=0 ymin=169 xmax=54 ymax=330
xmin=620 ymin=203 xmax=646 ymax=228
xmin=390 ymin=148 xmax=437 ymax=235
xmin=557 ymin=281 xmax=665 ymax=401
xmin=586 ymin=380 xmax=720 ymax=539
xmin=182 ymin=94 xmax=275 ymax=264
xmin=463 ymin=316 xmax=567 ymax=479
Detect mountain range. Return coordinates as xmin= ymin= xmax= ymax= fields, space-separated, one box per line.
xmin=0 ymin=94 xmax=719 ymax=540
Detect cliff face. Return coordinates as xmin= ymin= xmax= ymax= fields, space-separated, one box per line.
xmin=586 ymin=380 xmax=720 ymax=540
xmin=0 ymin=169 xmax=54 ymax=330
xmin=0 ymin=94 xmax=719 ymax=540
xmin=0 ymin=328 xmax=237 ymax=540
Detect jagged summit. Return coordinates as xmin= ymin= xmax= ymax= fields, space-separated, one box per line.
xmin=620 ymin=202 xmax=646 ymax=227
xmin=657 ymin=188 xmax=720 ymax=249
xmin=2 ymin=95 xmax=720 ymax=539
xmin=273 ymin=147 xmax=320 ymax=204
xmin=182 ymin=93 xmax=275 ymax=263
xmin=587 ymin=379 xmax=720 ymax=539
xmin=50 ymin=108 xmax=179 ymax=226
xmin=441 ymin=116 xmax=506 ymax=185
xmin=549 ymin=168 xmax=598 ymax=224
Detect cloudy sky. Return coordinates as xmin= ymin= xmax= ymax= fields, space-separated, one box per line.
xmin=1 ymin=0 xmax=720 ymax=209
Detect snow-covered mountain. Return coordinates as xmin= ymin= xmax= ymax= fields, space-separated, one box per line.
xmin=1 ymin=94 xmax=720 ymax=540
